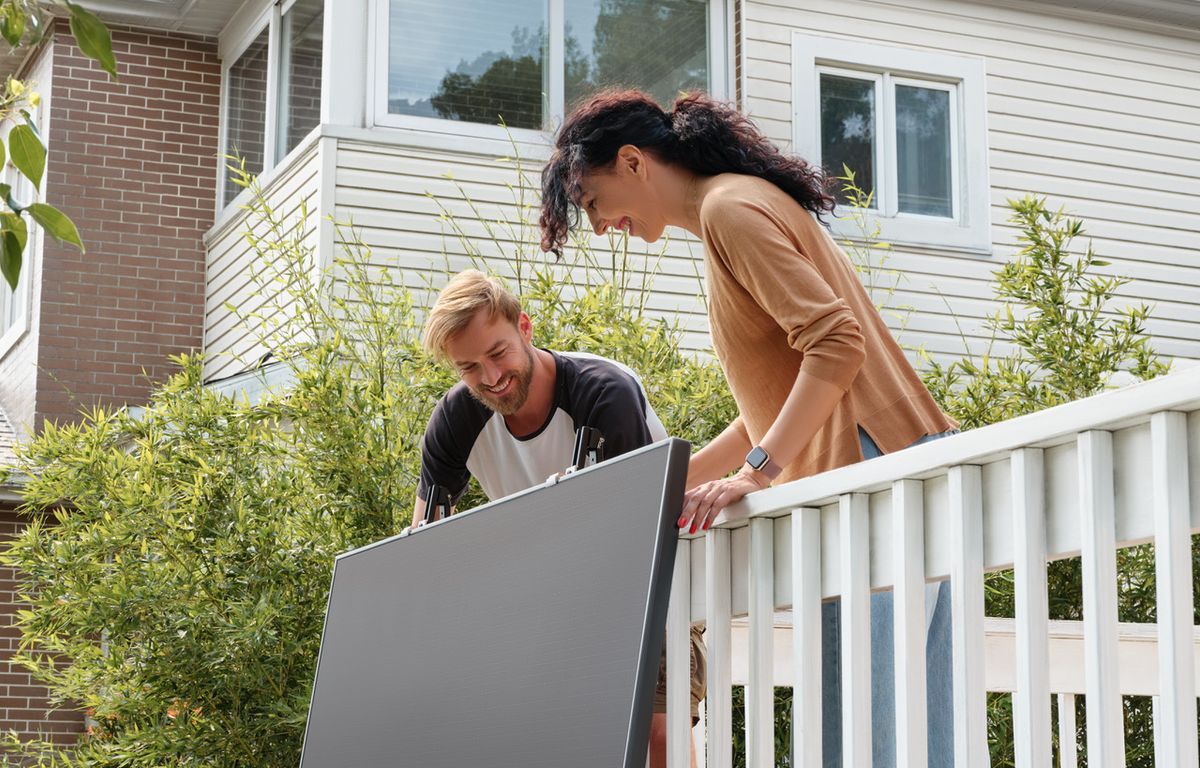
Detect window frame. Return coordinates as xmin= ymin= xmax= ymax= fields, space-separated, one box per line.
xmin=368 ymin=0 xmax=732 ymax=139
xmin=0 ymin=108 xmax=42 ymax=360
xmin=218 ymin=0 xmax=318 ymax=211
xmin=793 ymin=33 xmax=990 ymax=254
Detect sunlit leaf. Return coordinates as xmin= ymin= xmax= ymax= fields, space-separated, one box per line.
xmin=65 ymin=0 xmax=118 ymax=80
xmin=27 ymin=203 xmax=84 ymax=250
xmin=8 ymin=123 xmax=44 ymax=190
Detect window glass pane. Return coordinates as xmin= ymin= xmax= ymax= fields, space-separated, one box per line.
xmin=564 ymin=0 xmax=708 ymax=108
xmin=224 ymin=28 xmax=269 ymax=204
xmin=819 ymin=73 xmax=876 ymax=207
xmin=278 ymin=0 xmax=324 ymax=162
xmin=388 ymin=0 xmax=546 ymax=129
xmin=896 ymin=84 xmax=952 ymax=217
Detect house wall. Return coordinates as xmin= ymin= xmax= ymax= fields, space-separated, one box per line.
xmin=203 ymin=135 xmax=322 ymax=381
xmin=0 ymin=507 xmax=86 ymax=745
xmin=742 ymin=0 xmax=1200 ymax=364
xmin=326 ymin=131 xmax=712 ymax=350
xmin=35 ymin=23 xmax=220 ymax=429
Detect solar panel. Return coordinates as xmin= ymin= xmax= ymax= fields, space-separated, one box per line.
xmin=300 ymin=438 xmax=690 ymax=768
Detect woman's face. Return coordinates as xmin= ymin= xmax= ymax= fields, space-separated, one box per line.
xmin=576 ymin=147 xmax=669 ymax=243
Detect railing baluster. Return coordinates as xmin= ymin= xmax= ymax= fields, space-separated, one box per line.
xmin=840 ymin=493 xmax=871 ymax=767
xmin=1151 ymin=411 xmax=1198 ymax=767
xmin=705 ymin=529 xmax=733 ymax=768
xmin=667 ymin=539 xmax=692 ymax=768
xmin=747 ymin=518 xmax=775 ymax=767
xmin=1077 ymin=430 xmax=1125 ymax=765
xmin=793 ymin=507 xmax=822 ymax=768
xmin=892 ymin=479 xmax=927 ymax=768
xmin=949 ymin=465 xmax=987 ymax=768
xmin=1011 ymin=448 xmax=1051 ymax=766
xmin=1057 ymin=694 xmax=1077 ymax=768
xmin=746 ymin=518 xmax=775 ymax=767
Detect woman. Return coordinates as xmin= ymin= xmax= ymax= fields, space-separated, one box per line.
xmin=540 ymin=90 xmax=958 ymax=767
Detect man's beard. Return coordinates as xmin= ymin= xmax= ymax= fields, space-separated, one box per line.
xmin=468 ymin=345 xmax=535 ymax=416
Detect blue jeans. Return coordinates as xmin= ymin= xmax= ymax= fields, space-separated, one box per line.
xmin=819 ymin=428 xmax=957 ymax=768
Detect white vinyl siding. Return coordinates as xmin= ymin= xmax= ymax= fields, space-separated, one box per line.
xmin=203 ymin=135 xmax=322 ymax=380
xmin=744 ymin=0 xmax=1200 ymax=365
xmin=329 ymin=133 xmax=713 ymax=350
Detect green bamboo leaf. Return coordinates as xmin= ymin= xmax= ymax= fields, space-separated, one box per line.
xmin=26 ymin=203 xmax=84 ymax=251
xmin=66 ymin=0 xmax=118 ymax=80
xmin=8 ymin=123 xmax=44 ymax=190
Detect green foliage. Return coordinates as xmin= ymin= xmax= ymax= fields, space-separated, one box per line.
xmin=0 ymin=0 xmax=116 ymax=289
xmin=922 ymin=195 xmax=1169 ymax=429
xmin=3 ymin=148 xmax=734 ymax=765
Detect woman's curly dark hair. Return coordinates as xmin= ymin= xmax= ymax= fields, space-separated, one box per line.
xmin=539 ymin=89 xmax=835 ymax=256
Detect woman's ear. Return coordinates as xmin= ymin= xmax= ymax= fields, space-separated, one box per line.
xmin=616 ymin=145 xmax=645 ymax=178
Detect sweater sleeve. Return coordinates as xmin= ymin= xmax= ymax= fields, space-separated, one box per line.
xmin=701 ymin=194 xmax=866 ymax=391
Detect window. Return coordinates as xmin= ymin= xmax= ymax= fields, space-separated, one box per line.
xmin=0 ymin=146 xmax=35 ymax=354
xmin=376 ymin=0 xmax=729 ymax=135
xmin=793 ymin=34 xmax=989 ymax=253
xmin=219 ymin=0 xmax=324 ymax=208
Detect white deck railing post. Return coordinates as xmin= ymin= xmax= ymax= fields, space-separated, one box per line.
xmin=840 ymin=493 xmax=872 ymax=768
xmin=949 ymin=465 xmax=987 ymax=768
xmin=667 ymin=539 xmax=693 ymax=768
xmin=747 ymin=517 xmax=775 ymax=767
xmin=1057 ymin=694 xmax=1078 ymax=768
xmin=891 ymin=479 xmax=927 ymax=768
xmin=792 ymin=507 xmax=823 ymax=768
xmin=1078 ymin=429 xmax=1125 ymax=766
xmin=1011 ymin=447 xmax=1051 ymax=767
xmin=1150 ymin=411 xmax=1198 ymax=767
xmin=705 ymin=528 xmax=733 ymax=768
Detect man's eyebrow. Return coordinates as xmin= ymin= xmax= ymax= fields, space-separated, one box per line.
xmin=486 ymin=341 xmax=507 ymax=354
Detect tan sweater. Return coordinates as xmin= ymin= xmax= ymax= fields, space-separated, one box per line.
xmin=698 ymin=174 xmax=956 ymax=482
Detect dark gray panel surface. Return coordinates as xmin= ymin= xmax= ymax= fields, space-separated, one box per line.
xmin=300 ymin=438 xmax=689 ymax=768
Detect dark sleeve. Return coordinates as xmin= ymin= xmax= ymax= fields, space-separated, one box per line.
xmin=578 ymin=376 xmax=654 ymax=461
xmin=417 ymin=396 xmax=473 ymax=504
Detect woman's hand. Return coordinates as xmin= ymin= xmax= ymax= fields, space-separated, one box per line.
xmin=679 ymin=466 xmax=769 ymax=534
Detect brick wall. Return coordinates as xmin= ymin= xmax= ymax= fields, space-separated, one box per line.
xmin=35 ymin=23 xmax=220 ymax=431
xmin=0 ymin=507 xmax=85 ymax=746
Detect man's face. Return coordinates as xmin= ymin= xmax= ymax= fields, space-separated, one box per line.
xmin=444 ymin=309 xmax=536 ymax=416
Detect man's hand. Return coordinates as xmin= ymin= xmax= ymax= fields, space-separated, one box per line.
xmin=678 ymin=466 xmax=769 ymax=534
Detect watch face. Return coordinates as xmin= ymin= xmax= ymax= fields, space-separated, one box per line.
xmin=746 ymin=446 xmax=769 ymax=470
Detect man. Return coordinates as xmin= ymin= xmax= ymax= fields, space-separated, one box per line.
xmin=414 ymin=270 xmax=704 ymax=767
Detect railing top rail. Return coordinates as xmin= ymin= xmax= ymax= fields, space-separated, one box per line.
xmin=704 ymin=364 xmax=1200 ymax=531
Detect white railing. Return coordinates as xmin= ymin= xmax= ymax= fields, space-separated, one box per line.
xmin=664 ymin=364 xmax=1200 ymax=768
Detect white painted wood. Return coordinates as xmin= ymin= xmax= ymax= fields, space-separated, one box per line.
xmin=322 ymin=0 xmax=367 ymax=128
xmin=1077 ymin=430 xmax=1125 ymax=766
xmin=1057 ymin=694 xmax=1077 ymax=768
xmin=1010 ymin=448 xmax=1051 ymax=767
xmin=705 ymin=529 xmax=734 ymax=768
xmin=667 ymin=541 xmax=692 ymax=768
xmin=840 ymin=493 xmax=872 ymax=768
xmin=1153 ymin=696 xmax=1164 ymax=768
xmin=1150 ymin=411 xmax=1199 ymax=768
xmin=981 ymin=617 xmax=1200 ymax=696
xmin=792 ymin=508 xmax=823 ymax=768
xmin=891 ymin=479 xmax=928 ymax=768
xmin=948 ymin=465 xmax=987 ymax=768
xmin=747 ymin=518 xmax=775 ymax=767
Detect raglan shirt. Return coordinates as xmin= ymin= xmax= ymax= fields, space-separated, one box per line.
xmin=418 ymin=351 xmax=668 ymax=503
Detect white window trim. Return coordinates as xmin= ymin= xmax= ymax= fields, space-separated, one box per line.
xmin=793 ymin=32 xmax=991 ymax=255
xmin=369 ymin=0 xmax=732 ymax=141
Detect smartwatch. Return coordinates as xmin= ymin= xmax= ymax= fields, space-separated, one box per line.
xmin=745 ymin=445 xmax=782 ymax=482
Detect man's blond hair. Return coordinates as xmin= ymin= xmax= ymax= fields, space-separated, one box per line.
xmin=423 ymin=270 xmax=523 ymax=360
